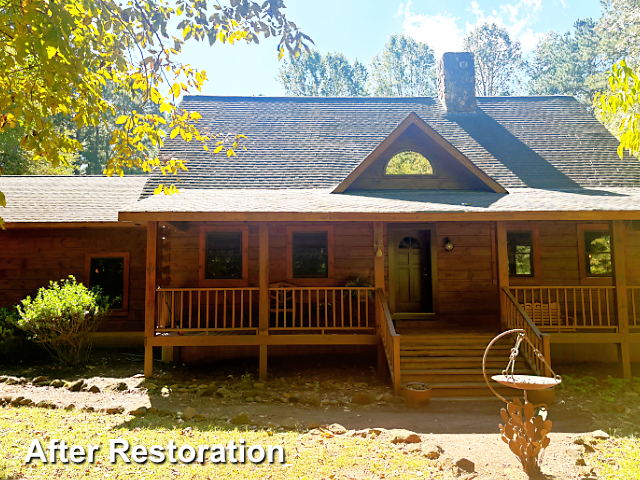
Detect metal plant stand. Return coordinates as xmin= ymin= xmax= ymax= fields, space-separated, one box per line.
xmin=483 ymin=329 xmax=562 ymax=476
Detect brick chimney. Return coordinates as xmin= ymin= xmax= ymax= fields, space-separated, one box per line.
xmin=437 ymin=52 xmax=476 ymax=113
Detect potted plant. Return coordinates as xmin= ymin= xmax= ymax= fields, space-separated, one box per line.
xmin=401 ymin=382 xmax=432 ymax=408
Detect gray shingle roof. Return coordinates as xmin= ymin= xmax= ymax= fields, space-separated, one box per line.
xmin=145 ymin=95 xmax=640 ymax=196
xmin=121 ymin=187 xmax=640 ymax=216
xmin=0 ymin=176 xmax=147 ymax=223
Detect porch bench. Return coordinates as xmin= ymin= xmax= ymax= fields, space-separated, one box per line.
xmin=523 ymin=302 xmax=576 ymax=332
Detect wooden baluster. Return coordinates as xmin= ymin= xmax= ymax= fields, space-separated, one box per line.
xmin=546 ymin=288 xmax=551 ymax=328
xmin=188 ymin=291 xmax=192 ymax=329
xmin=341 ymin=289 xmax=345 ymax=328
xmin=365 ymin=289 xmax=369 ymax=327
xmin=632 ymin=289 xmax=637 ymax=327
xmin=180 ymin=291 xmax=184 ymax=329
xmin=332 ymin=290 xmax=336 ymax=328
xmin=597 ymin=288 xmax=602 ymax=327
xmin=205 ymin=290 xmax=209 ymax=331
xmin=579 ymin=289 xmax=585 ymax=328
xmin=215 ymin=290 xmax=219 ymax=329
xmin=240 ymin=289 xmax=244 ymax=328
xmin=606 ymin=288 xmax=612 ymax=327
xmin=349 ymin=289 xmax=353 ymax=328
xmin=197 ymin=291 xmax=201 ymax=330
xmin=588 ymin=288 xmax=594 ymax=327
xmin=563 ymin=288 xmax=568 ymax=328
xmin=324 ymin=289 xmax=328 ymax=328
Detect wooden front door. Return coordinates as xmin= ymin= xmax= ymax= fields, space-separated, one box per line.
xmin=394 ymin=230 xmax=433 ymax=313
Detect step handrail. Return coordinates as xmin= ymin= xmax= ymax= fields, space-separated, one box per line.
xmin=376 ymin=289 xmax=401 ymax=393
xmin=503 ymin=287 xmax=544 ymax=338
xmin=502 ymin=287 xmax=551 ymax=376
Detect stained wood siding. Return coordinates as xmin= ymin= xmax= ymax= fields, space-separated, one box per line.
xmin=435 ymin=222 xmax=499 ymax=326
xmin=0 ymin=227 xmax=146 ymax=331
xmin=159 ymin=222 xmax=374 ymax=288
xmin=626 ymin=224 xmax=640 ymax=287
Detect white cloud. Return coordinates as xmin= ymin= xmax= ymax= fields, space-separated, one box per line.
xmin=398 ymin=0 xmax=546 ymax=56
xmin=397 ymin=2 xmax=464 ymax=57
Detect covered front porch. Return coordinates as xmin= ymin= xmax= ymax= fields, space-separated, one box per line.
xmin=141 ymin=219 xmax=640 ymax=393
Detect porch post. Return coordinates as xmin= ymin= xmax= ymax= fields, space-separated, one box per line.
xmin=144 ymin=221 xmax=158 ymax=378
xmin=496 ymin=221 xmax=509 ymax=330
xmin=611 ymin=220 xmax=631 ymax=379
xmin=258 ymin=222 xmax=269 ymax=380
xmin=373 ymin=221 xmax=387 ymax=379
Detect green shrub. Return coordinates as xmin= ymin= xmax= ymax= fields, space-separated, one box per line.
xmin=0 ymin=306 xmax=34 ymax=362
xmin=17 ymin=276 xmax=110 ymax=365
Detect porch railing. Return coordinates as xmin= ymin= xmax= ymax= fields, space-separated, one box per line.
xmin=156 ymin=286 xmax=375 ymax=334
xmin=503 ymin=287 xmax=550 ymax=376
xmin=377 ymin=289 xmax=401 ymax=393
xmin=156 ymin=288 xmax=259 ymax=333
xmin=629 ymin=287 xmax=640 ymax=329
xmin=509 ymin=286 xmax=617 ymax=331
xmin=268 ymin=287 xmax=375 ymax=331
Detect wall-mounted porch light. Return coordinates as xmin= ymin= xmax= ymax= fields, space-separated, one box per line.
xmin=375 ymin=240 xmax=383 ymax=257
xmin=444 ymin=237 xmax=454 ymax=251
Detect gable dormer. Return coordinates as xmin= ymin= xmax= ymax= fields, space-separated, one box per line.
xmin=333 ymin=112 xmax=506 ymax=193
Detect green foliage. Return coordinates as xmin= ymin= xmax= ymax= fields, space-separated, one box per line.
xmin=0 ymin=128 xmax=77 ymax=175
xmin=278 ymin=50 xmax=369 ymax=96
xmin=595 ymin=60 xmax=640 ymax=157
xmin=278 ymin=34 xmax=436 ymax=98
xmin=16 ymin=276 xmax=110 ymax=365
xmin=463 ymin=23 xmax=523 ymax=96
xmin=344 ymin=276 xmax=373 ymax=299
xmin=528 ymin=19 xmax=611 ymax=104
xmin=0 ymin=306 xmax=41 ymax=363
xmin=370 ymin=34 xmax=436 ymax=97
xmin=385 ymin=151 xmax=433 ymax=175
xmin=0 ymin=0 xmax=311 ymax=223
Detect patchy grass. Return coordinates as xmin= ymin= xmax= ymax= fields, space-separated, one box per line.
xmin=0 ymin=407 xmax=443 ymax=479
xmin=559 ymin=374 xmax=640 ymax=402
xmin=590 ymin=438 xmax=640 ymax=480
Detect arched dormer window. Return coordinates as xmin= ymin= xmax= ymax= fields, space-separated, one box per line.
xmin=384 ymin=151 xmax=434 ymax=175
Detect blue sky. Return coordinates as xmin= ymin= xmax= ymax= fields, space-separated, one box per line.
xmin=177 ymin=0 xmax=602 ymax=97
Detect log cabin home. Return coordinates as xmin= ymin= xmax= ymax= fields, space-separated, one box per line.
xmin=1 ymin=53 xmax=640 ymax=397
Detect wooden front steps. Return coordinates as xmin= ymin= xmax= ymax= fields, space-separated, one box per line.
xmin=398 ymin=331 xmax=534 ymax=398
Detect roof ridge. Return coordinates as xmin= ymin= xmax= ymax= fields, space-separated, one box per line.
xmin=180 ymin=95 xmax=577 ymax=102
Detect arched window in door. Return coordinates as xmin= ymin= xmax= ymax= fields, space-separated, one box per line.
xmin=399 ymin=237 xmax=422 ymax=250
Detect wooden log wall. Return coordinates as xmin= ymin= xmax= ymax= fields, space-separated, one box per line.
xmin=0 ymin=227 xmax=146 ymax=331
xmin=435 ymin=222 xmax=499 ymax=327
xmin=625 ymin=222 xmax=640 ymax=287
xmin=159 ymin=221 xmax=375 ymax=288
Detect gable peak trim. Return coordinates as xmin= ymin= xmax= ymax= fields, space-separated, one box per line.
xmin=331 ymin=112 xmax=507 ymax=194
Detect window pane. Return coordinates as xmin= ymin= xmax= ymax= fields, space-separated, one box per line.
xmin=385 ymin=151 xmax=434 ymax=175
xmin=90 ymin=257 xmax=124 ymax=309
xmin=584 ymin=231 xmax=612 ymax=276
xmin=507 ymin=231 xmax=534 ymax=276
xmin=292 ymin=231 xmax=328 ymax=278
xmin=205 ymin=232 xmax=243 ymax=280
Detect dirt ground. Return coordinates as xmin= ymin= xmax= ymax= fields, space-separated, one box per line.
xmin=1 ymin=349 xmax=639 ymax=479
